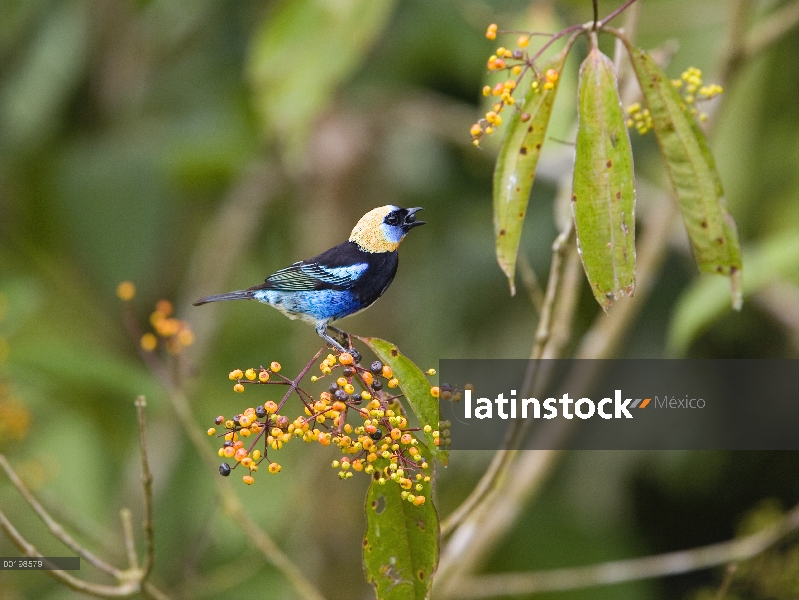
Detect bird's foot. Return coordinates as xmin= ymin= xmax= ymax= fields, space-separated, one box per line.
xmin=320 ymin=324 xmax=361 ymax=363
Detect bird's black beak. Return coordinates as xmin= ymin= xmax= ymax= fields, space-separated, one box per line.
xmin=403 ymin=207 xmax=426 ymax=230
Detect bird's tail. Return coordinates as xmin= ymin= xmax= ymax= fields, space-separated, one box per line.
xmin=193 ymin=290 xmax=254 ymax=306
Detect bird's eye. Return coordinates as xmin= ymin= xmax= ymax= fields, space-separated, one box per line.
xmin=385 ymin=213 xmax=400 ymax=226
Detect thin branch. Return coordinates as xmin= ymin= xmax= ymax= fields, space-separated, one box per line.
xmin=744 ymin=0 xmax=799 ymax=63
xmin=446 ymin=500 xmax=799 ymax=597
xmin=516 ymin=252 xmax=545 ymax=315
xmin=120 ymin=509 xmax=139 ymax=571
xmin=0 ymin=505 xmax=139 ymax=598
xmin=531 ymin=223 xmax=576 ymax=359
xmin=439 ymin=222 xmax=574 ymax=539
xmin=135 ymin=396 xmax=155 ymax=581
xmin=598 ymin=0 xmax=639 ymax=28
xmin=0 ymin=454 xmax=120 ymax=577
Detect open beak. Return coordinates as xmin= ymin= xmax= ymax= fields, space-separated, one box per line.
xmin=404 ymin=207 xmax=426 ymax=229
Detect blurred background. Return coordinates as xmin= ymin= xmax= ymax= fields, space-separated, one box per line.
xmin=1 ymin=0 xmax=798 ymax=598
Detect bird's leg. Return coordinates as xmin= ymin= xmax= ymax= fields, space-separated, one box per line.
xmin=327 ymin=325 xmax=361 ymax=364
xmin=315 ymin=322 xmax=348 ymax=354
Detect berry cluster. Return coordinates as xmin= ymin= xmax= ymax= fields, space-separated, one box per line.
xmin=116 ymin=282 xmax=194 ymax=354
xmin=627 ymin=67 xmax=723 ymax=134
xmin=470 ymin=24 xmax=560 ymax=146
xmin=210 ymin=351 xmax=444 ymax=506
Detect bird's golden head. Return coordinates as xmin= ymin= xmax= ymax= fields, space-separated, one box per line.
xmin=349 ymin=206 xmax=425 ymax=253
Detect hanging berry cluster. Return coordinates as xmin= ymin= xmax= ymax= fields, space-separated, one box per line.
xmin=626 ymin=66 xmax=723 ymax=135
xmin=471 ymin=24 xmax=561 ymax=146
xmin=209 ymin=350 xmax=446 ymax=506
xmin=116 ymin=281 xmax=194 ymax=355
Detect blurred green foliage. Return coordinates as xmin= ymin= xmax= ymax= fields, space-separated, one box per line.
xmin=1 ymin=0 xmax=798 ymax=598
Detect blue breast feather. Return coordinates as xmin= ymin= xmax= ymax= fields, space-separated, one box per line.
xmin=253 ymin=289 xmax=363 ymax=323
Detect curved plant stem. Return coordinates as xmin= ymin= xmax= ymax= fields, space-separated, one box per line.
xmin=445 ymin=499 xmax=799 ymax=597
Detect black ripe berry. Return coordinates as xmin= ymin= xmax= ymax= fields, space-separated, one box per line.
xmin=370 ymin=430 xmax=384 ymax=441
xmin=219 ymin=463 xmax=231 ymax=477
xmin=370 ymin=361 xmax=383 ymax=375
xmin=372 ymin=380 xmax=383 ymax=392
xmin=255 ymin=405 xmax=267 ymax=418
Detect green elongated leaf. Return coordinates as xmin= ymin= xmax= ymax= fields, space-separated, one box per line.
xmin=625 ymin=44 xmax=742 ymax=305
xmin=247 ymin=0 xmax=396 ymax=163
xmin=493 ymin=41 xmax=575 ymax=295
xmin=572 ymin=46 xmax=636 ymax=309
xmin=359 ymin=337 xmax=448 ymax=466
xmin=363 ymin=441 xmax=439 ymax=600
xmin=668 ymin=229 xmax=799 ymax=354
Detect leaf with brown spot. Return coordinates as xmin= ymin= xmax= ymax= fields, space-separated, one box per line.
xmin=572 ymin=43 xmax=636 ymax=309
xmin=624 ymin=43 xmax=742 ymax=308
xmin=363 ymin=440 xmax=438 ymax=600
xmin=493 ymin=38 xmax=577 ymax=295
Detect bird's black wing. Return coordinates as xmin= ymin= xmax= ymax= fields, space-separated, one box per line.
xmin=249 ymin=241 xmax=371 ymax=292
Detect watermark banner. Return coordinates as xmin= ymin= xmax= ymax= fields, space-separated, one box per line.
xmin=438 ymin=359 xmax=799 ymax=450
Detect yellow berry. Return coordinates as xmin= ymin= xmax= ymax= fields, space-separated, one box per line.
xmin=268 ymin=463 xmax=281 ymax=474
xmin=344 ymin=383 xmax=355 ymax=394
xmin=233 ymin=383 xmax=245 ymax=393
xmin=481 ymin=85 xmax=491 ymax=97
xmin=259 ymin=370 xmax=270 ymax=382
xmin=207 ymin=428 xmax=216 ymax=436
xmin=270 ymin=361 xmax=281 ymax=373
xmin=229 ymin=369 xmax=243 ymax=380
xmin=140 ymin=333 xmax=158 ymax=352
xmin=470 ymin=123 xmax=483 ymax=137
xmin=431 ymin=386 xmax=440 ymax=398
xmin=388 ymin=378 xmax=399 ymax=389
xmin=116 ymin=281 xmax=136 ymax=301
xmin=517 ymin=35 xmax=529 ymax=47
xmin=245 ymin=368 xmax=256 ymax=381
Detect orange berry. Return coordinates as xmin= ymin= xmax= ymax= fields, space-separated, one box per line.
xmin=243 ymin=475 xmax=255 ymax=485
xmin=431 ymin=386 xmax=440 ymax=398
xmin=381 ymin=365 xmax=393 ymax=378
xmin=339 ymin=352 xmax=353 ymax=365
